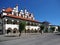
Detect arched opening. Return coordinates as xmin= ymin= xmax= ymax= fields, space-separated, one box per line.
xmin=26 ymin=29 xmax=30 ymax=33
xmin=7 ymin=28 xmax=12 ymax=34
xmin=13 ymin=28 xmax=17 ymax=33
xmin=35 ymin=29 xmax=37 ymax=33
xmin=31 ymin=28 xmax=34 ymax=33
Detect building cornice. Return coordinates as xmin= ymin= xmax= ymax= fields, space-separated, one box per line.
xmin=3 ymin=14 xmax=40 ymax=23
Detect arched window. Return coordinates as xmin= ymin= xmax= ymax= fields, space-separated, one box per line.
xmin=13 ymin=28 xmax=17 ymax=33
xmin=35 ymin=29 xmax=37 ymax=33
xmin=27 ymin=22 xmax=30 ymax=25
xmin=7 ymin=20 xmax=12 ymax=24
xmin=13 ymin=20 xmax=17 ymax=24
xmin=31 ymin=28 xmax=34 ymax=33
xmin=31 ymin=23 xmax=33 ymax=26
xmin=27 ymin=28 xmax=30 ymax=33
xmin=7 ymin=28 xmax=12 ymax=34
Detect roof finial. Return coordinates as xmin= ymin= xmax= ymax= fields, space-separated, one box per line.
xmin=16 ymin=4 xmax=18 ymax=6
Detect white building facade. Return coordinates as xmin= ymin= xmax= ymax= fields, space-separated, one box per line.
xmin=0 ymin=5 xmax=41 ymax=34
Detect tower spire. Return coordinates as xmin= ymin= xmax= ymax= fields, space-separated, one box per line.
xmin=15 ymin=4 xmax=18 ymax=12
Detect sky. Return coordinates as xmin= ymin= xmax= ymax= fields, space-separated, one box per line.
xmin=0 ymin=0 xmax=60 ymax=25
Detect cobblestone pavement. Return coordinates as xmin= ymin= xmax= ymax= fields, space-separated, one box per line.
xmin=0 ymin=33 xmax=52 ymax=42
xmin=0 ymin=33 xmax=60 ymax=45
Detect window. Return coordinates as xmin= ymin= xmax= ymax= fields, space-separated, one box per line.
xmin=7 ymin=20 xmax=12 ymax=24
xmin=13 ymin=20 xmax=17 ymax=24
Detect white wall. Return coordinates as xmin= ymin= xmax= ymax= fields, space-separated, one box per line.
xmin=3 ymin=13 xmax=7 ymax=16
xmin=5 ymin=24 xmax=40 ymax=31
xmin=26 ymin=26 xmax=40 ymax=30
xmin=5 ymin=24 xmax=19 ymax=30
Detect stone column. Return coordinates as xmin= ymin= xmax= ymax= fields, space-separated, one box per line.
xmin=11 ymin=30 xmax=13 ymax=35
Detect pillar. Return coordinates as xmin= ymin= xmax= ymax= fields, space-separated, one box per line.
xmin=2 ymin=18 xmax=6 ymax=34
xmin=12 ymin=20 xmax=14 ymax=24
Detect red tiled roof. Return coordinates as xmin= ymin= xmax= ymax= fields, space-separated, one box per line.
xmin=5 ymin=14 xmax=40 ymax=23
xmin=5 ymin=7 xmax=12 ymax=12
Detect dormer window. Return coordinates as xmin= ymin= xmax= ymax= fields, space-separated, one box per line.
xmin=3 ymin=12 xmax=7 ymax=15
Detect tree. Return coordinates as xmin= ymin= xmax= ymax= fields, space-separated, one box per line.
xmin=44 ymin=28 xmax=48 ymax=33
xmin=58 ymin=26 xmax=60 ymax=32
xmin=50 ymin=26 xmax=55 ymax=33
xmin=19 ymin=21 xmax=26 ymax=36
xmin=40 ymin=24 xmax=44 ymax=34
xmin=42 ymin=21 xmax=50 ymax=33
xmin=40 ymin=25 xmax=44 ymax=30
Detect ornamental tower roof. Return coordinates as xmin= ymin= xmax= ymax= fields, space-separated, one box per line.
xmin=5 ymin=7 xmax=12 ymax=12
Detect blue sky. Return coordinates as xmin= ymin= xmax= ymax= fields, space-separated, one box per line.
xmin=0 ymin=0 xmax=60 ymax=25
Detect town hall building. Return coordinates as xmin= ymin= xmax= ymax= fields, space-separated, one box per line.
xmin=0 ymin=5 xmax=41 ymax=34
